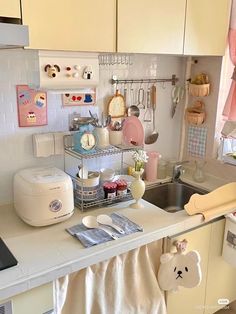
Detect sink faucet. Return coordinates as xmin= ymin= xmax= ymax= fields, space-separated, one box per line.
xmin=172 ymin=161 xmax=189 ymax=182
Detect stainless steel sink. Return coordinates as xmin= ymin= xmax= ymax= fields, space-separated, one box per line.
xmin=143 ymin=182 xmax=207 ymax=213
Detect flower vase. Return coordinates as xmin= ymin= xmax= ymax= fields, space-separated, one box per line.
xmin=129 ymin=169 xmax=145 ymax=209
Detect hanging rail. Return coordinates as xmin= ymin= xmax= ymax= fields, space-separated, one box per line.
xmin=111 ymin=74 xmax=178 ymax=86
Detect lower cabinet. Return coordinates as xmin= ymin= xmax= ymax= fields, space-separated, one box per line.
xmin=166 ymin=219 xmax=236 ymax=314
xmin=0 ymin=283 xmax=53 ymax=314
xmin=204 ymin=219 xmax=236 ymax=314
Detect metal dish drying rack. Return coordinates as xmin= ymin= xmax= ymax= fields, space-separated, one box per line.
xmin=64 ymin=142 xmax=143 ymax=211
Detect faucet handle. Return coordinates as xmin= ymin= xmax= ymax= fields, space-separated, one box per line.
xmin=175 ymin=160 xmax=190 ymax=166
xmin=172 ymin=161 xmax=189 ymax=181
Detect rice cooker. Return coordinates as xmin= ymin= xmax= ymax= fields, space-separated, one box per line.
xmin=13 ymin=167 xmax=74 ymax=227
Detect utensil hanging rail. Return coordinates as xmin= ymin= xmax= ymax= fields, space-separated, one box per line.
xmin=111 ymin=74 xmax=178 ymax=86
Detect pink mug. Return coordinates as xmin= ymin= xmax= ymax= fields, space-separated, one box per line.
xmin=145 ymin=151 xmax=159 ymax=182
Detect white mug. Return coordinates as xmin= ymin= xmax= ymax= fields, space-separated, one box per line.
xmin=95 ymin=127 xmax=110 ymax=149
xmin=109 ymin=130 xmax=123 ymax=146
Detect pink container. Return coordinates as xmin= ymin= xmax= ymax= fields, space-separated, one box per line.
xmin=145 ymin=151 xmax=159 ymax=182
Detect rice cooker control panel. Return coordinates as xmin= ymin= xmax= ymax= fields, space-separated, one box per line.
xmin=49 ymin=199 xmax=62 ymax=212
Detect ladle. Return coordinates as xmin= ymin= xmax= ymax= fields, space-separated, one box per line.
xmin=97 ymin=214 xmax=125 ymax=234
xmin=82 ymin=216 xmax=118 ymax=240
xmin=145 ymin=85 xmax=159 ymax=144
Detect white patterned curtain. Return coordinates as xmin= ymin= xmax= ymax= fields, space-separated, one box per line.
xmin=222 ymin=0 xmax=236 ymax=121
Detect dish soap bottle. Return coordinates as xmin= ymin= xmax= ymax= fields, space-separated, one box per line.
xmin=192 ymin=160 xmax=206 ymax=183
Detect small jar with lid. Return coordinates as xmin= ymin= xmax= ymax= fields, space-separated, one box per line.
xmin=157 ymin=159 xmax=167 ymax=179
xmin=116 ymin=179 xmax=128 ymax=196
xmin=103 ymin=182 xmax=117 ymax=199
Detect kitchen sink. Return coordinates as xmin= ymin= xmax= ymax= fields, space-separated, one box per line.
xmin=143 ymin=182 xmax=208 ymax=213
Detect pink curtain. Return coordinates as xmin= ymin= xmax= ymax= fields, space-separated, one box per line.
xmin=223 ymin=0 xmax=236 ymax=121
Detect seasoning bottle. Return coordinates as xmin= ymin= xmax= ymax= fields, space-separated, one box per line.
xmin=116 ymin=179 xmax=128 ymax=196
xmin=103 ymin=182 xmax=117 ymax=199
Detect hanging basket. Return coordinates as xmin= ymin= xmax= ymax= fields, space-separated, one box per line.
xmin=185 ymin=100 xmax=206 ymax=125
xmin=189 ymin=83 xmax=210 ymax=97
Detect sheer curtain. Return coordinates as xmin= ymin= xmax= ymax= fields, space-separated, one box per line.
xmin=222 ymin=0 xmax=236 ymax=121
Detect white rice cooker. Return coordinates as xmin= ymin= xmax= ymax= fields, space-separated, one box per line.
xmin=14 ymin=167 xmax=74 ymax=227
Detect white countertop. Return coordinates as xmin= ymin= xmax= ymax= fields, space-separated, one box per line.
xmin=0 ymin=175 xmax=229 ymax=301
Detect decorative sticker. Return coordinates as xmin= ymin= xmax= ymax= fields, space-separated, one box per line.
xmin=187 ymin=126 xmax=207 ymax=158
xmin=16 ymin=85 xmax=47 ymax=127
xmin=62 ymin=89 xmax=96 ymax=107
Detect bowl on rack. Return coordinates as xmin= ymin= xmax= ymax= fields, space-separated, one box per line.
xmin=100 ymin=168 xmax=115 ymax=182
xmin=74 ymin=171 xmax=100 ymax=201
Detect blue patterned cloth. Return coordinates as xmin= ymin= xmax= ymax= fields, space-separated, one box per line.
xmin=187 ymin=126 xmax=207 ymax=157
xmin=66 ymin=213 xmax=143 ymax=248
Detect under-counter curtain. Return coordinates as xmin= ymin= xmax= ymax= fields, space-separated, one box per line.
xmin=54 ymin=240 xmax=166 ymax=314
xmin=223 ymin=0 xmax=236 ymax=121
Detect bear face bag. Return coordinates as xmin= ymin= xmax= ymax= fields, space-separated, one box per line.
xmin=158 ymin=250 xmax=202 ymax=292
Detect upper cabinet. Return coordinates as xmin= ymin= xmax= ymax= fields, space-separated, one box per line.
xmin=184 ymin=0 xmax=231 ymax=56
xmin=117 ymin=0 xmax=231 ymax=56
xmin=21 ymin=0 xmax=116 ymax=52
xmin=20 ymin=0 xmax=231 ymax=55
xmin=0 ymin=0 xmax=21 ymax=18
xmin=117 ymin=0 xmax=186 ymax=55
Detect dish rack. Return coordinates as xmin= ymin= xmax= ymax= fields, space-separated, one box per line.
xmin=64 ymin=141 xmax=142 ymax=211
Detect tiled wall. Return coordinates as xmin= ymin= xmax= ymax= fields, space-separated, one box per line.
xmin=0 ymin=49 xmax=185 ymax=205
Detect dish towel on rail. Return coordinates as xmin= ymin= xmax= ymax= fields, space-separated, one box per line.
xmin=54 ymin=240 xmax=166 ymax=314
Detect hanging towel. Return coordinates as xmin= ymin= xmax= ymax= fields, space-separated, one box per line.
xmin=158 ymin=250 xmax=202 ymax=292
xmin=55 ymin=240 xmax=166 ymax=314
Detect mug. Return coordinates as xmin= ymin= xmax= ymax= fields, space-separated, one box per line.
xmin=109 ymin=130 xmax=123 ymax=146
xmin=95 ymin=127 xmax=109 ymax=149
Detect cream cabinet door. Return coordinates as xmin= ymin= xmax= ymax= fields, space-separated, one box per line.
xmin=21 ymin=0 xmax=116 ymax=52
xmin=0 ymin=283 xmax=53 ymax=314
xmin=184 ymin=0 xmax=231 ymax=56
xmin=0 ymin=0 xmax=21 ymax=18
xmin=204 ymin=219 xmax=236 ymax=314
xmin=166 ymin=224 xmax=212 ymax=314
xmin=117 ymin=0 xmax=186 ymax=54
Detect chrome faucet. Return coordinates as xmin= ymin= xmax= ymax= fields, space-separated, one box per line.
xmin=172 ymin=161 xmax=189 ymax=182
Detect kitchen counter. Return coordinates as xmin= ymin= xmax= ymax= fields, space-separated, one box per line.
xmin=0 ymin=199 xmax=206 ymax=301
xmin=0 ymin=175 xmax=231 ymax=301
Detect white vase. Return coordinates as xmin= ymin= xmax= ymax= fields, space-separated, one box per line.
xmin=129 ymin=169 xmax=145 ymax=209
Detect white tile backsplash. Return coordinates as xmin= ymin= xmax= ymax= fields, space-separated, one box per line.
xmin=0 ymin=49 xmax=185 ymax=205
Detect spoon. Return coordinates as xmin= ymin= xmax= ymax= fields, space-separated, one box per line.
xmin=82 ymin=216 xmax=118 ymax=240
xmin=97 ymin=214 xmax=125 ymax=234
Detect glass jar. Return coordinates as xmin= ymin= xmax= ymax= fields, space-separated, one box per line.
xmin=192 ymin=160 xmax=206 ymax=183
xmin=103 ymin=182 xmax=117 ymax=199
xmin=116 ymin=179 xmax=128 ymax=196
xmin=166 ymin=159 xmax=177 ymax=177
xmin=157 ymin=159 xmax=167 ymax=179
